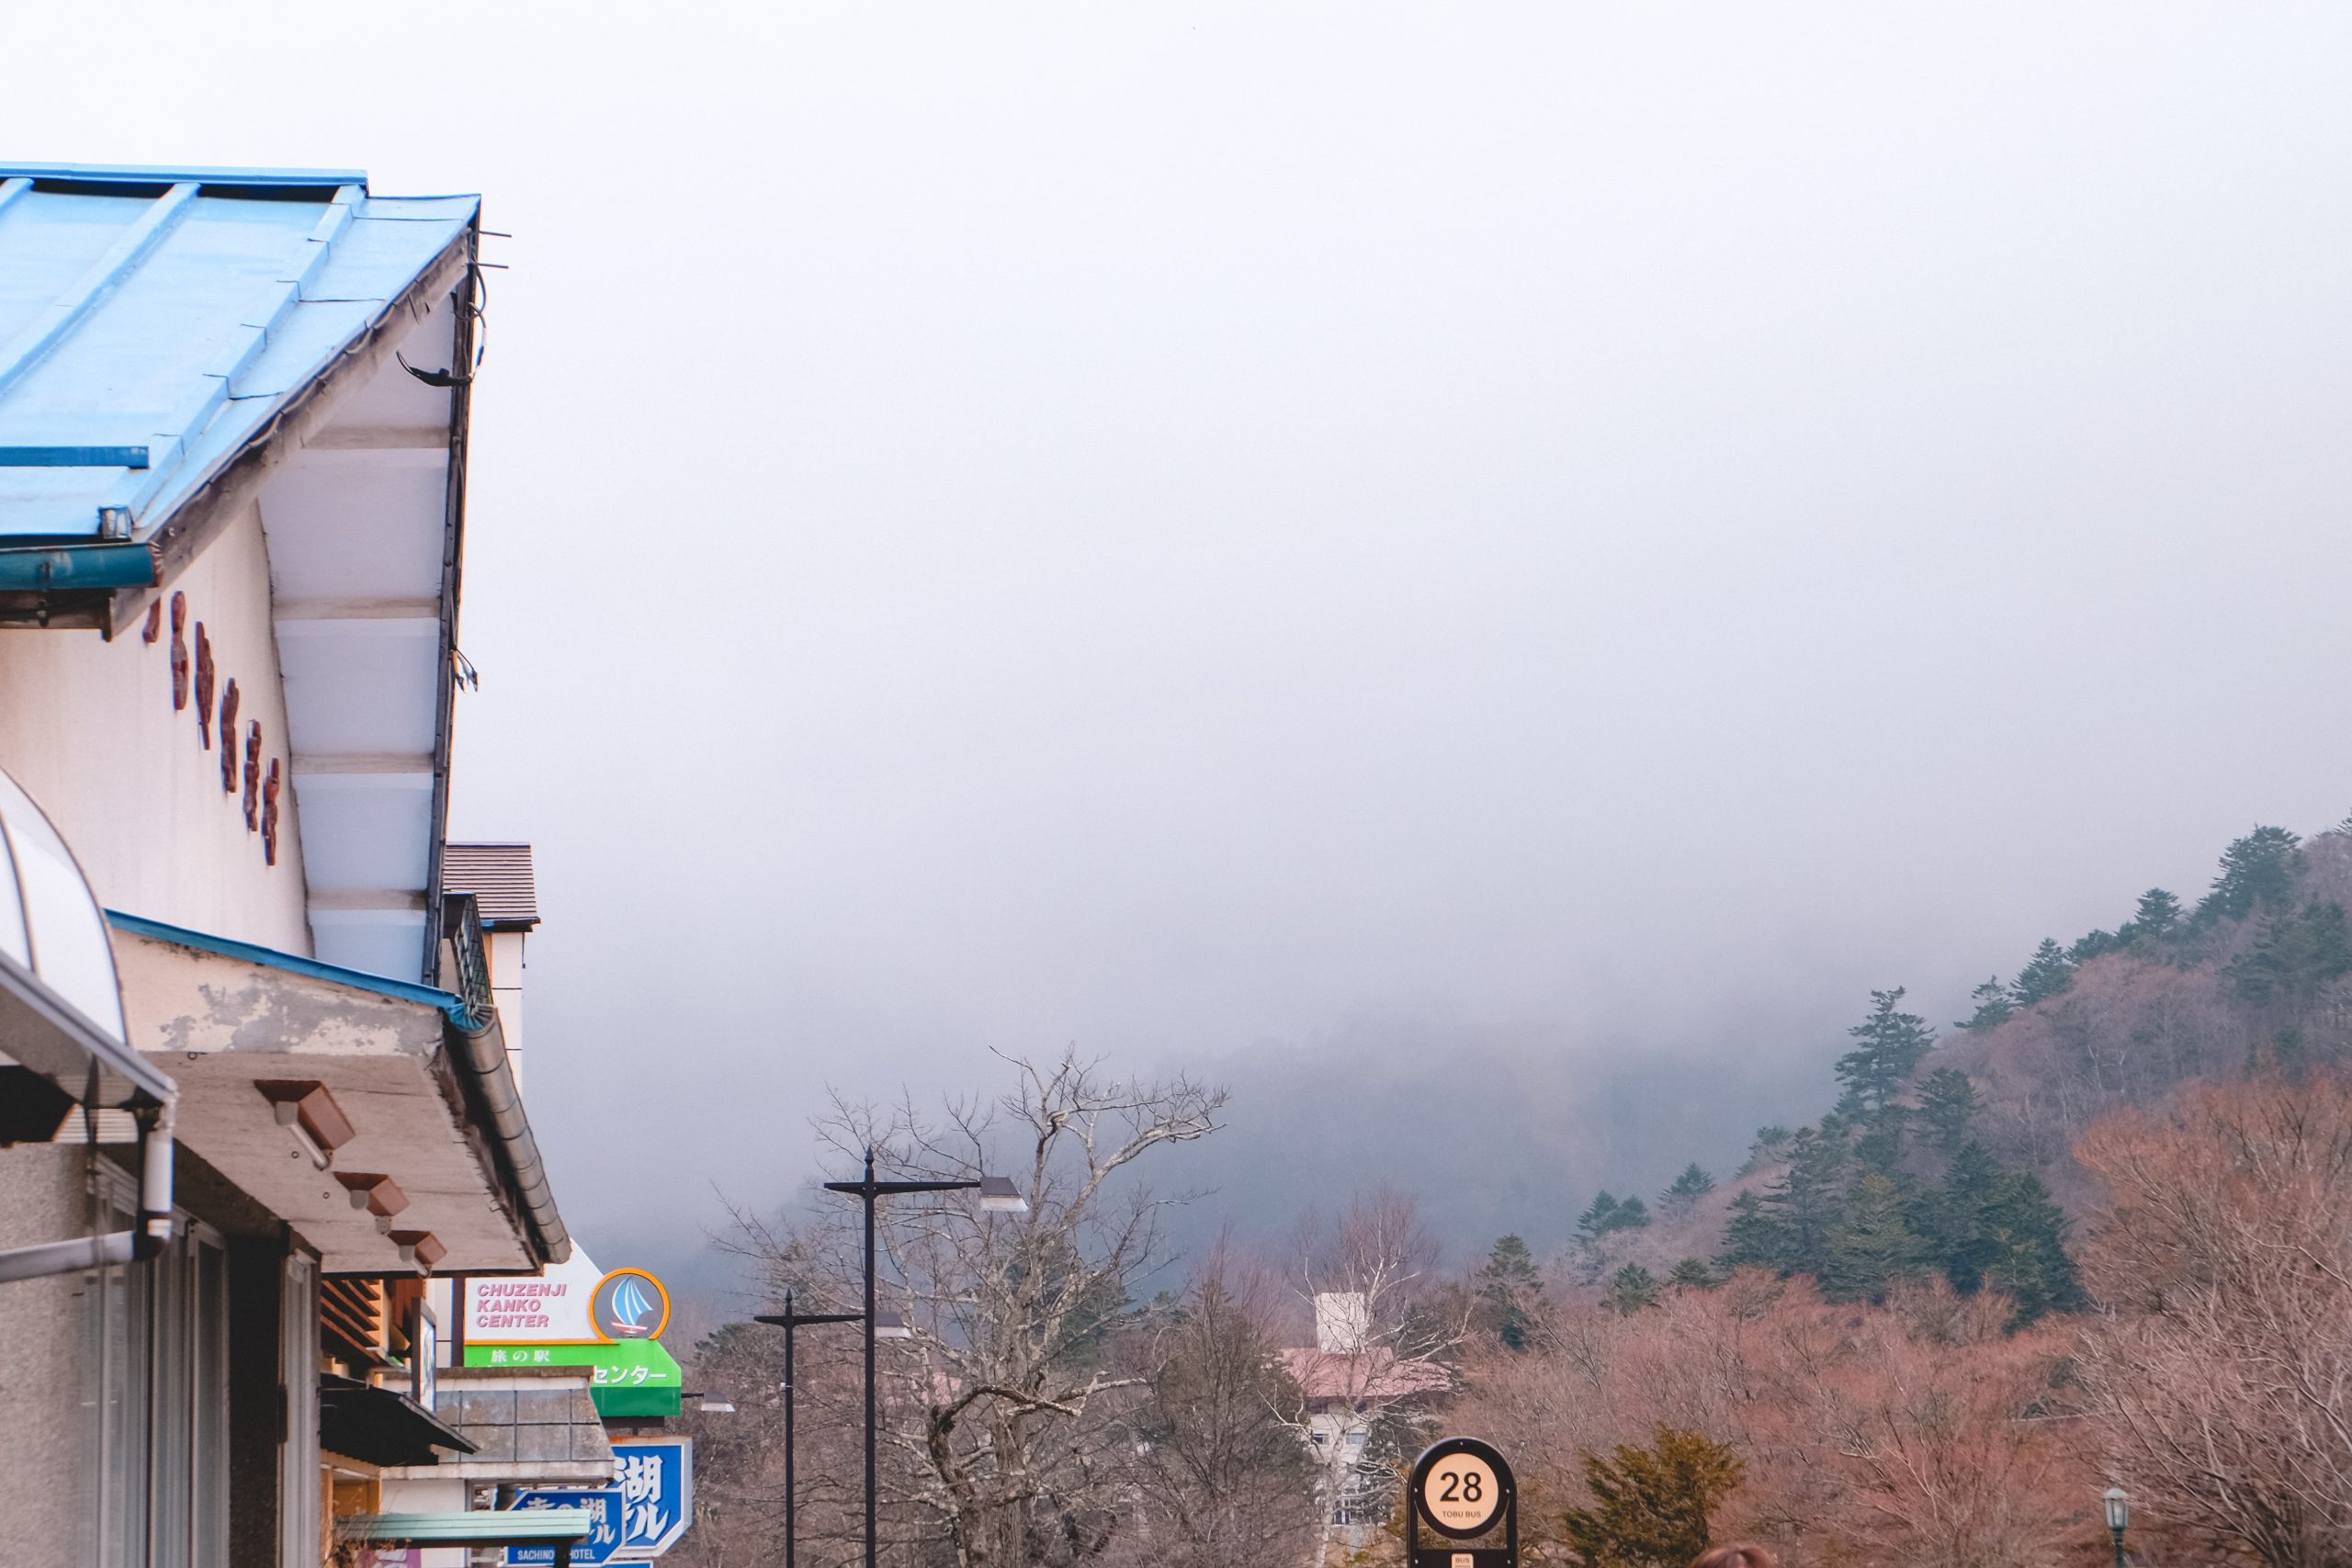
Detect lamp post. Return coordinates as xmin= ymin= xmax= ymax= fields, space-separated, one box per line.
xmin=752 ymin=1290 xmax=862 ymax=1568
xmin=823 ymin=1149 xmax=1027 ymax=1568
xmin=2103 ymin=1485 xmax=2130 ymax=1568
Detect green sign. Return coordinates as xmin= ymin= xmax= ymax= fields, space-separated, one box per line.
xmin=465 ymin=1337 xmax=684 ymax=1416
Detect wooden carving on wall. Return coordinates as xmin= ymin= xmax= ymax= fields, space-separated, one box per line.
xmin=243 ymin=723 xmax=263 ymax=829
xmin=141 ymin=600 xmax=162 ymax=644
xmin=193 ymin=624 xmax=215 ymax=747
xmin=262 ymin=761 xmax=282 ymax=866
xmin=170 ymin=593 xmax=189 ymax=710
xmin=217 ymin=681 xmax=241 ymax=790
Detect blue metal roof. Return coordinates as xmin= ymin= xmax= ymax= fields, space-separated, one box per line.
xmin=0 ymin=165 xmax=477 ymax=549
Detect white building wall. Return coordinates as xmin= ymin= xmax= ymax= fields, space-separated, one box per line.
xmin=0 ymin=502 xmax=310 ymax=954
xmin=489 ymin=929 xmax=526 ymax=1089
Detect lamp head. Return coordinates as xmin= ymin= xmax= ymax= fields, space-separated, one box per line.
xmin=978 ymin=1175 xmax=1029 ymax=1213
xmin=2103 ymin=1486 xmax=2129 ymax=1533
xmin=873 ymin=1308 xmax=914 ymax=1341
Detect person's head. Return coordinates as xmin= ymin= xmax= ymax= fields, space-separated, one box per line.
xmin=1690 ymin=1547 xmax=1776 ymax=1568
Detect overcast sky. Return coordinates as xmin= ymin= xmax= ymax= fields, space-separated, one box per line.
xmin=12 ymin=6 xmax=2352 ymax=1265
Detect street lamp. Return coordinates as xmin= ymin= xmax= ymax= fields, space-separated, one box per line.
xmin=752 ymin=1290 xmax=862 ymax=1568
xmin=2103 ymin=1485 xmax=2130 ymax=1568
xmin=824 ymin=1147 xmax=1027 ymax=1568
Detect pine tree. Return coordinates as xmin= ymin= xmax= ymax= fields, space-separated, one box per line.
xmin=1667 ymin=1258 xmax=1717 ymax=1292
xmin=1824 ymin=1171 xmax=1931 ymax=1303
xmin=1477 ymin=1235 xmax=1544 ymax=1350
xmin=1658 ymin=1163 xmax=1715 ymax=1214
xmin=1738 ymin=1125 xmax=1792 ymax=1176
xmin=2120 ymin=887 xmax=2182 ymax=943
xmin=1577 ymin=1191 xmax=1623 ymax=1244
xmin=1754 ymin=1127 xmax=1846 ymax=1278
xmin=2225 ymin=899 xmax=2352 ymax=1008
xmin=1603 ymin=1263 xmax=1661 ymax=1315
xmin=1559 ymin=1427 xmax=1745 ymax=1568
xmin=1612 ymin=1196 xmax=1651 ymax=1231
xmin=1956 ymin=976 xmax=2013 ymax=1032
xmin=2198 ymin=826 xmax=2303 ymax=924
xmin=2009 ymin=939 xmax=2075 ymax=1007
xmin=2068 ymin=928 xmax=2121 ymax=963
xmin=1834 ymin=988 xmax=1938 ymax=1114
xmin=1715 ymin=1191 xmax=1782 ymax=1272
xmin=1979 ymin=1169 xmax=2083 ymax=1325
xmin=1918 ymin=1067 xmax=1980 ymax=1151
xmin=1916 ymin=1141 xmax=2004 ymax=1292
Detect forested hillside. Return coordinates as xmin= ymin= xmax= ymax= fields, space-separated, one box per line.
xmin=1565 ymin=818 xmax=2352 ymax=1320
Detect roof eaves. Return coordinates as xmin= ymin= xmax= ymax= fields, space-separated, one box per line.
xmin=0 ymin=162 xmax=372 ymax=188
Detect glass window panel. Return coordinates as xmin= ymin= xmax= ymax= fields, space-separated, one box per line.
xmin=193 ymin=1237 xmax=228 ymax=1568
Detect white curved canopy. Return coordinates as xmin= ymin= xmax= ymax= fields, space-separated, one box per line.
xmin=0 ymin=764 xmax=162 ymax=1107
xmin=0 ymin=767 xmax=124 ymax=1043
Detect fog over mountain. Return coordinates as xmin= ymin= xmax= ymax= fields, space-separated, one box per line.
xmin=16 ymin=6 xmax=2352 ymax=1294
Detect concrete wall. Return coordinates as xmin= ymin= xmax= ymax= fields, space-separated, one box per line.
xmin=0 ymin=1148 xmax=94 ymax=1568
xmin=0 ymin=502 xmax=309 ymax=954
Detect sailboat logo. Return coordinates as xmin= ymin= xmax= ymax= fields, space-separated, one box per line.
xmin=590 ymin=1269 xmax=672 ymax=1341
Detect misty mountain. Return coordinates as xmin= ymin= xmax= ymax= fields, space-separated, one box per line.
xmin=1157 ymin=1013 xmax=1831 ymax=1268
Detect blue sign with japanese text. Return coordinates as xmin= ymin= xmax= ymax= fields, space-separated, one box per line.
xmin=505 ymin=1438 xmax=693 ymax=1563
xmin=502 ymin=1492 xmax=620 ymax=1567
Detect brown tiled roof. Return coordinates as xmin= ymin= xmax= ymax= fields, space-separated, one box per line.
xmin=442 ymin=843 xmax=540 ymax=930
xmin=1277 ymin=1347 xmax=1453 ymax=1404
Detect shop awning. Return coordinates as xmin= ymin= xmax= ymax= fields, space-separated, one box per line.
xmin=341 ymin=1508 xmax=593 ymax=1564
xmin=319 ymin=1374 xmax=478 ymax=1468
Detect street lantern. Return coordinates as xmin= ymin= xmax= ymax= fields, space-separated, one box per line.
xmin=2103 ymin=1485 xmax=2130 ymax=1568
xmin=752 ymin=1292 xmax=862 ymax=1568
xmin=823 ymin=1148 xmax=1021 ymax=1568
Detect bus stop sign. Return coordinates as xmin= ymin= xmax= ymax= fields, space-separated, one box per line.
xmin=1408 ymin=1437 xmax=1517 ymax=1568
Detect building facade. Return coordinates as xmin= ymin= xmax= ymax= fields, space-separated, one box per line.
xmin=0 ymin=163 xmax=588 ymax=1568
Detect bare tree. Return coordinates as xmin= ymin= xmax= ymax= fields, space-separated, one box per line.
xmin=1102 ymin=1245 xmax=1317 ymax=1568
xmin=2075 ymin=1074 xmax=2352 ymax=1568
xmin=748 ymin=1050 xmax=1227 ymax=1568
xmin=1277 ymin=1188 xmax=1463 ymax=1562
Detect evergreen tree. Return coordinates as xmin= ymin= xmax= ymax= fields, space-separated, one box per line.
xmin=1476 ymin=1235 xmax=1544 ymax=1351
xmin=1559 ymin=1427 xmax=1745 ymax=1568
xmin=1850 ymin=1102 xmax=1909 ymax=1175
xmin=1667 ymin=1258 xmax=1717 ymax=1292
xmin=2120 ymin=887 xmax=2182 ymax=944
xmin=1979 ymin=1168 xmax=2084 ymax=1325
xmin=2009 ymin=939 xmax=2075 ymax=1007
xmin=1753 ymin=1127 xmax=1847 ymax=1278
xmin=1956 ymin=976 xmax=2013 ymax=1032
xmin=1715 ymin=1191 xmax=1781 ymax=1272
xmin=1833 ymin=988 xmax=1938 ymax=1115
xmin=1659 ymin=1163 xmax=1715 ymax=1214
xmin=1603 ymin=1263 xmax=1661 ymax=1316
xmin=1576 ymin=1191 xmax=1623 ymax=1244
xmin=1918 ymin=1067 xmax=1981 ymax=1151
xmin=2068 ymin=928 xmax=2121 ymax=963
xmin=1824 ymin=1171 xmax=1931 ymax=1303
xmin=2225 ymin=899 xmax=2352 ymax=1008
xmin=1611 ymin=1196 xmax=1652 ymax=1231
xmin=2198 ymin=826 xmax=2303 ymax=924
xmin=1915 ymin=1141 xmax=2005 ymax=1292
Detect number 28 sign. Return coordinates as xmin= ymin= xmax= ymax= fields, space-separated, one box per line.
xmin=1408 ymin=1438 xmax=1518 ymax=1568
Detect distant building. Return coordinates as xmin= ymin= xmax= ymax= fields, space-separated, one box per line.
xmin=0 ymin=164 xmax=582 ymax=1567
xmin=1278 ymin=1292 xmax=1451 ymax=1542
